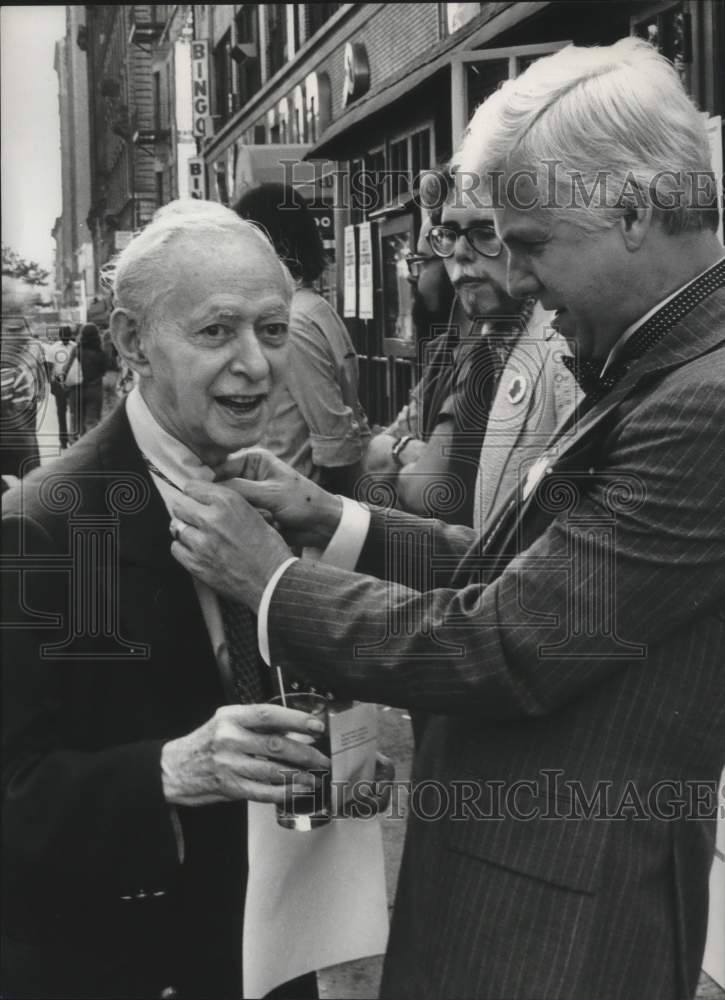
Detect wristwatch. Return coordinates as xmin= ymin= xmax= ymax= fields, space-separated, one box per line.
xmin=391 ymin=434 xmax=414 ymax=468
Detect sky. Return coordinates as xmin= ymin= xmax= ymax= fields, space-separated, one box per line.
xmin=1 ymin=5 xmax=66 ymax=279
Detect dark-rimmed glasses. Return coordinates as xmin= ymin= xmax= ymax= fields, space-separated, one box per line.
xmin=427 ymin=223 xmax=503 ymax=259
xmin=405 ymin=253 xmax=436 ymax=279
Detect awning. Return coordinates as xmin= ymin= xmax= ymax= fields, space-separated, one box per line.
xmin=305 ymin=0 xmax=551 ymax=161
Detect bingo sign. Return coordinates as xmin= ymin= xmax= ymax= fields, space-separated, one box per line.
xmin=191 ymin=40 xmax=212 ymax=139
xmin=188 ymin=157 xmax=205 ymax=199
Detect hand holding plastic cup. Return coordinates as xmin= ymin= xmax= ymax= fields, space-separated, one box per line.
xmin=270 ymin=690 xmax=335 ymax=831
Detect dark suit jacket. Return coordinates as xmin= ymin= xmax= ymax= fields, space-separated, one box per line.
xmin=267 ymin=287 xmax=725 ymax=999
xmin=1 ymin=404 xmax=246 ymax=998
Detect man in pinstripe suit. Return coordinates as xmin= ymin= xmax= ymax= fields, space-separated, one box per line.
xmin=172 ymin=39 xmax=725 ymax=1000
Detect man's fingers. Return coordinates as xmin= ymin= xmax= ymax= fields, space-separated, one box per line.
xmin=218 ymin=702 xmax=325 ymax=734
xmin=217 ymin=477 xmax=279 ymax=509
xmin=214 ymin=708 xmax=330 ymax=771
xmin=181 ymin=479 xmax=227 ymax=505
xmin=216 ymin=447 xmax=275 ymax=483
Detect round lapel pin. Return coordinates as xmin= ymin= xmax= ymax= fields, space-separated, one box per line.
xmin=507 ymin=374 xmax=528 ymax=405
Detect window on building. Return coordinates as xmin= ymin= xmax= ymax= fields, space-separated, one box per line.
xmin=266 ymin=4 xmax=287 ymax=79
xmin=153 ymin=71 xmax=162 ymax=134
xmin=235 ymin=5 xmax=262 ymax=107
xmin=465 ymin=59 xmax=509 ymax=120
xmin=306 ymin=3 xmax=341 ymax=38
xmin=631 ymin=2 xmax=690 ymax=91
xmin=215 ymin=165 xmax=229 ymax=206
xmin=365 ymin=148 xmax=385 ymax=214
xmin=388 ymin=137 xmax=409 ymax=202
xmin=213 ymin=30 xmax=233 ymax=125
xmin=410 ymin=128 xmax=432 ymax=180
xmin=450 ymin=44 xmax=570 ymax=148
xmin=439 ymin=3 xmax=482 ymax=38
xmin=155 ymin=170 xmax=164 ymax=208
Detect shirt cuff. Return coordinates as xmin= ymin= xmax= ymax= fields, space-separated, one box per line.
xmin=319 ymin=495 xmax=371 ymax=569
xmin=258 ymin=557 xmax=299 ymax=665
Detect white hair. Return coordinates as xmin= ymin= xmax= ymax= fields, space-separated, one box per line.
xmin=452 ymin=37 xmax=719 ymax=235
xmin=104 ymin=198 xmax=294 ymax=324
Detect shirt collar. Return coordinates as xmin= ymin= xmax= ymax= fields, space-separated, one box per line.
xmin=125 ymin=385 xmax=216 ymax=491
xmin=601 ymin=256 xmax=725 ymax=375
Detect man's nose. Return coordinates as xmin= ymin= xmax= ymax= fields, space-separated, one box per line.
xmin=507 ymin=252 xmax=541 ymax=300
xmin=453 ymin=233 xmax=474 ymax=263
xmin=229 ymin=329 xmax=270 ymax=381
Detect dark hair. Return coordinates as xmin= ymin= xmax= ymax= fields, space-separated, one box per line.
xmin=80 ymin=323 xmax=102 ymax=350
xmin=417 ymin=163 xmax=454 ymax=226
xmin=59 ymin=325 xmax=74 ymax=341
xmin=233 ymin=183 xmax=326 ymax=284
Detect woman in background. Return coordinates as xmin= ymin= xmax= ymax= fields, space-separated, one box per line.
xmin=77 ymin=323 xmax=107 ymax=435
xmin=235 ymin=183 xmax=370 ymax=496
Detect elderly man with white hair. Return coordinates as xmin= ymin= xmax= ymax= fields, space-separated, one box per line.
xmin=1 ymin=201 xmax=335 ymax=999
xmin=170 ymin=39 xmax=725 ymax=1000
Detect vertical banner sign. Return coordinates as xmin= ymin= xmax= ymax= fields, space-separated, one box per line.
xmin=188 ymin=157 xmax=206 ymax=199
xmin=343 ymin=224 xmax=357 ymax=318
xmin=357 ymin=222 xmax=374 ymax=320
xmin=191 ymin=40 xmax=212 ymax=140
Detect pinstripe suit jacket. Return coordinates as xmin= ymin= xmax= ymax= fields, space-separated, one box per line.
xmin=268 ymin=285 xmax=725 ymax=999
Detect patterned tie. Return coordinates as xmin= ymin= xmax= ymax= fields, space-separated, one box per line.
xmin=561 ymin=258 xmax=725 ymax=405
xmin=217 ymin=596 xmax=271 ymax=705
xmin=139 ymin=453 xmax=271 ymax=705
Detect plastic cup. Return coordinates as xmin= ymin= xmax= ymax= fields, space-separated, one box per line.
xmin=270 ymin=691 xmax=333 ymax=831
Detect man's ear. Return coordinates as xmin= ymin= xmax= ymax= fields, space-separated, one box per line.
xmin=109 ymin=308 xmax=152 ymax=376
xmin=619 ymin=203 xmax=653 ymax=252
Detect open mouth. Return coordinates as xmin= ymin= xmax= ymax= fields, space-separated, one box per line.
xmin=215 ymin=395 xmax=266 ymax=416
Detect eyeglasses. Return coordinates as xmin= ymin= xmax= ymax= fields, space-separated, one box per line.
xmin=427 ymin=223 xmax=503 ymax=259
xmin=405 ymin=253 xmax=437 ymax=279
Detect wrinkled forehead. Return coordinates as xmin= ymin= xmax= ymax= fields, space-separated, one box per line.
xmin=442 ymin=186 xmax=495 ymax=228
xmin=165 ymin=227 xmax=291 ymax=295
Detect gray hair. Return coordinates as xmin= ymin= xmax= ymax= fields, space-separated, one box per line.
xmin=452 ymin=37 xmax=719 ymax=235
xmin=104 ymin=198 xmax=295 ymax=325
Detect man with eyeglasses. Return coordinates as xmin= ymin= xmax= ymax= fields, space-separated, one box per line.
xmin=363 ymin=213 xmax=461 ymax=491
xmin=365 ymin=183 xmax=575 ymax=531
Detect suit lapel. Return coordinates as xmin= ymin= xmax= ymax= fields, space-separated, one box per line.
xmin=95 ymin=403 xmax=181 ymax=572
xmin=461 ymin=289 xmax=725 ymax=578
xmin=93 ymin=404 xmax=224 ymax=685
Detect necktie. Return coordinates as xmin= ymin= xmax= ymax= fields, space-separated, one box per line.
xmin=139 ymin=453 xmax=270 ymax=705
xmin=217 ymin=596 xmax=270 ymax=704
xmin=561 ymin=258 xmax=725 ymax=405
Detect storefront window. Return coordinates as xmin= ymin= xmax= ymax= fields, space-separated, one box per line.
xmin=380 ymin=214 xmax=415 ymax=343
xmin=465 ymin=59 xmax=508 ymax=119
xmin=410 ymin=128 xmax=432 ymax=180
xmin=388 ymin=138 xmax=409 ymax=201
